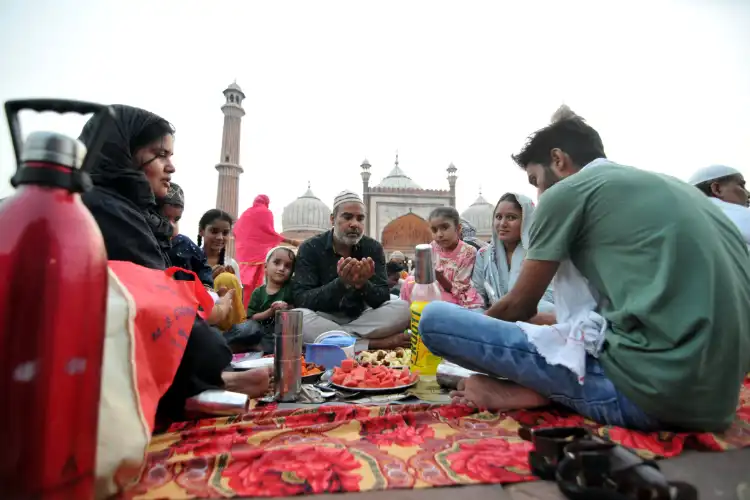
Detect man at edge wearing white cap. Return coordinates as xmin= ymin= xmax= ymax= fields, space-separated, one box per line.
xmin=688 ymin=165 xmax=750 ymax=247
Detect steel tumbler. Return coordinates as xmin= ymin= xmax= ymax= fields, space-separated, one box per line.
xmin=274 ymin=310 xmax=303 ymax=402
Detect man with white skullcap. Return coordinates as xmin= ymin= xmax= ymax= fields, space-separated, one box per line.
xmin=389 ymin=251 xmax=406 ymax=264
xmin=291 ymin=190 xmax=410 ymax=349
xmin=688 ymin=165 xmax=750 ymax=247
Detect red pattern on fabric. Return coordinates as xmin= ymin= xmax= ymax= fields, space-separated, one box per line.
xmin=123 ymin=377 xmax=750 ymax=498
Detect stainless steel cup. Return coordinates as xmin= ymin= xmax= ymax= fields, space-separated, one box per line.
xmin=274 ymin=310 xmax=303 ymax=402
xmin=414 ymin=243 xmax=436 ymax=284
xmin=274 ymin=310 xmax=303 ymax=360
xmin=274 ymin=357 xmax=302 ymax=402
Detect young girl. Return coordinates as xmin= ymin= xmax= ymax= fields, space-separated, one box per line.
xmin=197 ymin=209 xmax=245 ymax=330
xmin=227 ymin=246 xmax=296 ymax=354
xmin=198 ymin=209 xmax=241 ymax=278
xmin=400 ymin=207 xmax=484 ymax=308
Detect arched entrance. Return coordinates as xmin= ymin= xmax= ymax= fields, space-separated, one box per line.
xmin=380 ymin=213 xmax=432 ymax=257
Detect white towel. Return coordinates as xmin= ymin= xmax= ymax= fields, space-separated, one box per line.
xmin=516 ymin=260 xmax=607 ymax=384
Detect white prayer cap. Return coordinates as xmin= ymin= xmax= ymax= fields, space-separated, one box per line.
xmin=390 ymin=251 xmax=405 ymax=261
xmin=688 ymin=165 xmax=743 ymax=186
xmin=332 ymin=190 xmax=364 ymax=212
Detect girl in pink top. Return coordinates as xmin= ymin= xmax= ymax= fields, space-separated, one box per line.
xmin=400 ymin=207 xmax=484 ymax=309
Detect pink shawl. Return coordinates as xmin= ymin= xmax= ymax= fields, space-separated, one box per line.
xmin=234 ymin=195 xmax=284 ymax=280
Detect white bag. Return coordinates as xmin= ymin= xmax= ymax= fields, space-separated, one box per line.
xmin=95 ymin=269 xmax=151 ymax=498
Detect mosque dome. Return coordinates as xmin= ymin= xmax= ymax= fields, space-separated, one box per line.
xmin=375 ymin=154 xmax=422 ymax=189
xmin=460 ymin=193 xmax=494 ymax=236
xmin=282 ymin=184 xmax=331 ymax=234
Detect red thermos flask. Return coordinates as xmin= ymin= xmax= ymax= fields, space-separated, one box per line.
xmin=0 ymin=100 xmax=115 ymax=498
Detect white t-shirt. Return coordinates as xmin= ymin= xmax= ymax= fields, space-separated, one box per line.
xmin=711 ymin=197 xmax=750 ymax=248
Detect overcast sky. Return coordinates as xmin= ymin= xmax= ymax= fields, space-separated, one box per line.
xmin=1 ymin=0 xmax=748 ymax=235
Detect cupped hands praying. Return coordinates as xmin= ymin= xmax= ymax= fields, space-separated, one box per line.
xmin=337 ymin=256 xmax=376 ymax=289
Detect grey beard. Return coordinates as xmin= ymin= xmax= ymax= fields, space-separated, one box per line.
xmin=334 ymin=227 xmax=363 ymax=246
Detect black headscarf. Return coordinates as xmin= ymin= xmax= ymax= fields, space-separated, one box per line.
xmin=79 ymin=105 xmax=174 ymax=260
xmin=81 ymin=107 xmax=234 ymax=425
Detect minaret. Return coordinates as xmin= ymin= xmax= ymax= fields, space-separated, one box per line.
xmin=447 ymin=163 xmax=458 ymax=207
xmin=360 ymin=158 xmax=371 ymax=235
xmin=215 ymin=81 xmax=245 ymax=220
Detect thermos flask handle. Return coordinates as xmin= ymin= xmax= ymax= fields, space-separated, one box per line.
xmin=4 ymin=99 xmax=116 ymax=173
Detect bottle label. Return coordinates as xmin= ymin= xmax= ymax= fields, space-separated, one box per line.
xmin=409 ymin=301 xmax=442 ymax=375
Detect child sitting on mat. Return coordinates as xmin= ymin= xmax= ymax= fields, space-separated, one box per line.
xmin=225 ymin=246 xmax=296 ymax=353
xmin=400 ymin=206 xmax=484 ymax=309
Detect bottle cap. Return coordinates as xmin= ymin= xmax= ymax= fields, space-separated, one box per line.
xmin=21 ymin=131 xmax=87 ymax=170
xmin=414 ymin=243 xmax=436 ymax=284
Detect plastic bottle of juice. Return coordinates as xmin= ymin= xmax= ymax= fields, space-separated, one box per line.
xmin=409 ymin=243 xmax=443 ymax=375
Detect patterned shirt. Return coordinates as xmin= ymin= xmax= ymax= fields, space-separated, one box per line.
xmin=291 ymin=230 xmax=390 ymax=317
xmin=169 ymin=234 xmax=214 ymax=288
xmin=401 ymin=240 xmax=483 ymax=308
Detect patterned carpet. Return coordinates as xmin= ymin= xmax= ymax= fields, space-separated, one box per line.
xmin=121 ymin=376 xmax=750 ymax=499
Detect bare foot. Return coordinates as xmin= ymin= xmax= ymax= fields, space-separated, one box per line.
xmin=222 ymin=367 xmax=271 ymax=399
xmin=528 ymin=312 xmax=557 ymax=326
xmin=368 ymin=331 xmax=411 ymax=350
xmin=449 ymin=374 xmax=549 ymax=411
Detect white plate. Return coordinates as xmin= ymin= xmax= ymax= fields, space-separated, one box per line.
xmin=330 ymin=373 xmax=420 ymax=392
xmin=232 ymin=356 xmax=274 ymax=370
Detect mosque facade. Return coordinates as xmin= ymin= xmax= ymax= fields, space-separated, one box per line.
xmin=359 ymin=155 xmax=455 ymax=258
xmin=213 ymin=84 xmax=494 ymax=255
xmin=280 ymin=154 xmax=494 ymax=257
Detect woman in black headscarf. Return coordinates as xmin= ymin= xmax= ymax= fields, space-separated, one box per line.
xmin=80 ymin=105 xmax=269 ymax=424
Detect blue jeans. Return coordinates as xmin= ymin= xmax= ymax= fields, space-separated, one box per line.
xmin=420 ymin=302 xmax=660 ymax=431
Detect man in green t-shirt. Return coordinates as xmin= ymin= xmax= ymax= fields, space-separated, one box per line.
xmin=419 ymin=109 xmax=750 ymax=431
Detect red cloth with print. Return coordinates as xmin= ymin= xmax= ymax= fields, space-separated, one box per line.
xmin=122 ymin=377 xmax=750 ymax=498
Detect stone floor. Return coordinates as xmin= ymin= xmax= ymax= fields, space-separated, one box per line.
xmin=263 ymin=448 xmax=750 ymax=500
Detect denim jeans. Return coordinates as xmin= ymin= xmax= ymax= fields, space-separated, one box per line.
xmin=420 ymin=302 xmax=660 ymax=431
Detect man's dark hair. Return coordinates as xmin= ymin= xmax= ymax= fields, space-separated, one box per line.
xmin=386 ymin=261 xmax=404 ymax=276
xmin=512 ymin=109 xmax=606 ymax=170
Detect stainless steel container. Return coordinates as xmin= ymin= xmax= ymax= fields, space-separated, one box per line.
xmin=185 ymin=390 xmax=249 ymax=416
xmin=274 ymin=310 xmax=303 ymax=402
xmin=414 ymin=243 xmax=436 ymax=284
xmin=22 ymin=131 xmax=87 ymax=169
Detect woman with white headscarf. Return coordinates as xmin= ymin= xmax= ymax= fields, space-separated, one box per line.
xmin=471 ymin=192 xmax=554 ymax=311
xmin=688 ymin=165 xmax=750 ymax=247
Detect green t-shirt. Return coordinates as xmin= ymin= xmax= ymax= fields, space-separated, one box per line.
xmin=527 ymin=161 xmax=750 ymax=431
xmin=247 ymin=283 xmax=294 ymax=324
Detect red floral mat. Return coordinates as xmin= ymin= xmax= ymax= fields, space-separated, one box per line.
xmin=122 ymin=376 xmax=750 ymax=499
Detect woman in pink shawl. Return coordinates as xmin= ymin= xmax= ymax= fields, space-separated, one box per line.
xmin=234 ymin=194 xmax=300 ymax=308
